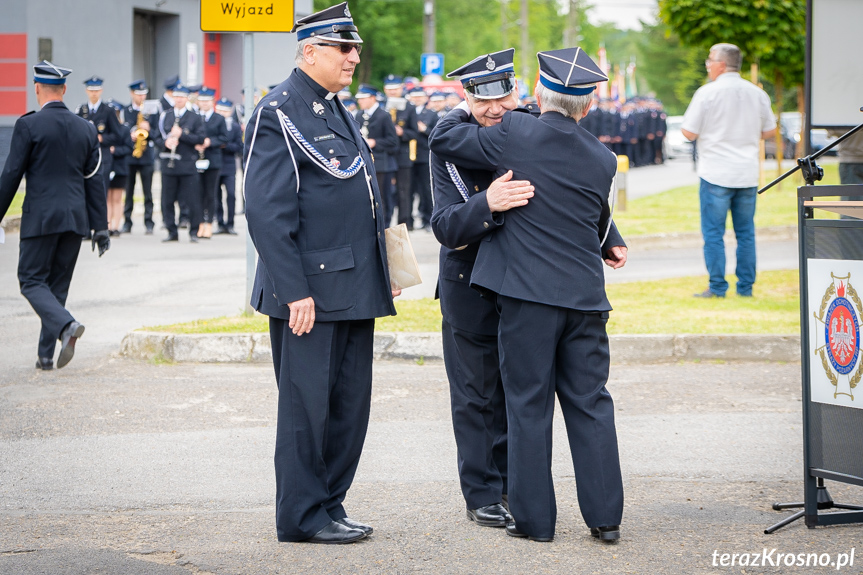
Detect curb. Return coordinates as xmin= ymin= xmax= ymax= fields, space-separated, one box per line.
xmin=628 ymin=225 xmax=796 ymax=251
xmin=121 ymin=331 xmax=801 ymax=364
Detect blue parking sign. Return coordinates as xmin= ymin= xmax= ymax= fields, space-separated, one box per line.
xmin=421 ymin=53 xmax=445 ymax=76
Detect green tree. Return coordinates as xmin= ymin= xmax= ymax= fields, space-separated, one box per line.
xmin=635 ymin=21 xmax=704 ymax=115
xmin=658 ymin=0 xmax=806 ymax=160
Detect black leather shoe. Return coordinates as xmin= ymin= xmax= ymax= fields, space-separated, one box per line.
xmin=336 ymin=517 xmax=373 ymax=535
xmin=303 ymin=521 xmax=366 ymax=544
xmin=590 ymin=525 xmax=620 ymax=542
xmin=145 ymin=225 xmax=154 ymax=235
xmin=162 ymin=234 xmax=179 ymax=243
xmin=57 ymin=321 xmax=84 ymax=369
xmin=226 ymin=227 xmax=237 ymax=235
xmin=189 ymin=235 xmax=198 ymax=243
xmin=467 ymin=503 xmax=511 ymax=527
xmin=121 ymin=222 xmax=132 ymax=233
xmin=215 ymin=225 xmax=229 ymax=235
xmin=505 ymin=522 xmax=552 ymax=542
xmin=36 ymin=357 xmax=53 ymax=370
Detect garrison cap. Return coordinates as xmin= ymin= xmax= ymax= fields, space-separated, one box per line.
xmin=172 ymin=83 xmax=191 ymax=95
xmin=215 ymin=97 xmax=233 ymax=111
xmin=447 ymin=48 xmax=515 ymax=100
xmin=197 ymin=86 xmax=216 ymax=100
xmin=33 ymin=61 xmax=71 ymax=85
xmin=355 ymin=84 xmax=377 ymax=99
xmin=163 ymin=74 xmax=180 ymax=90
xmin=537 ymin=47 xmax=607 ymax=96
xmin=129 ymin=79 xmax=149 ymax=94
xmin=84 ymin=76 xmax=104 ymax=90
xmin=292 ymin=2 xmax=362 ymax=44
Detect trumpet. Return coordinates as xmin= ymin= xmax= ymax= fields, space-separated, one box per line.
xmin=132 ymin=111 xmax=148 ymax=159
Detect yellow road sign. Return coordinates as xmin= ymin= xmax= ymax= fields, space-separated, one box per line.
xmin=201 ymin=0 xmax=295 ymax=33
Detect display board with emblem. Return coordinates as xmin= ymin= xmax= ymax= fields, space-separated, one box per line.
xmin=766 ymin=184 xmax=863 ymax=534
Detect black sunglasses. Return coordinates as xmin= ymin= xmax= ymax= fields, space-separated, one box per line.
xmin=315 ymin=42 xmax=362 ymax=56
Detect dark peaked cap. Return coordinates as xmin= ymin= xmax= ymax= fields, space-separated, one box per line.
xmin=33 ymin=60 xmax=71 ymax=84
xmin=292 ymin=2 xmax=362 ymax=43
xmin=537 ymin=47 xmax=607 ymax=95
xmin=447 ymin=48 xmax=516 ymax=100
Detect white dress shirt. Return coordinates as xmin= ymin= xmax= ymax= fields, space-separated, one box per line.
xmin=682 ymin=72 xmax=776 ymax=188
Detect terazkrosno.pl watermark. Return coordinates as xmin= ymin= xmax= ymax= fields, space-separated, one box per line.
xmin=712 ymin=549 xmax=855 ymax=570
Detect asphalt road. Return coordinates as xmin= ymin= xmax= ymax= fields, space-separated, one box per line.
xmin=6 ymin=357 xmax=862 ymax=574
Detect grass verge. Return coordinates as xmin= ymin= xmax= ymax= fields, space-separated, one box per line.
xmin=144 ymin=269 xmax=800 ymax=335
xmin=5 ymin=192 xmax=25 ymax=218
xmin=614 ymin=163 xmax=839 ymax=237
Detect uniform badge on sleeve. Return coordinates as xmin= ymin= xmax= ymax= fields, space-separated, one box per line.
xmin=313 ymin=101 xmax=325 ymax=115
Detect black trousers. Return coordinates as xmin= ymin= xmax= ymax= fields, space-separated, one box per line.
xmin=396 ymin=166 xmax=413 ymax=229
xmin=161 ymin=173 xmax=201 ymax=237
xmin=269 ymin=317 xmax=375 ymax=541
xmin=442 ymin=320 xmax=507 ymax=509
xmin=18 ymin=232 xmax=81 ymax=359
xmin=412 ymin=162 xmax=433 ymax=227
xmin=199 ymin=167 xmax=221 ymax=223
xmin=496 ymin=295 xmax=623 ymax=539
xmin=216 ymin=171 xmax=236 ymax=228
xmin=124 ymin=162 xmax=155 ymax=228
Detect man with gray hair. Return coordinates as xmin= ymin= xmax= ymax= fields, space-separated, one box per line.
xmin=682 ymin=43 xmax=776 ymax=298
xmin=244 ymin=2 xmax=398 ymax=545
xmin=430 ymin=47 xmax=627 ymax=543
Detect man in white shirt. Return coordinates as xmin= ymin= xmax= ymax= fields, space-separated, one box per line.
xmin=681 ymin=43 xmax=776 ymax=298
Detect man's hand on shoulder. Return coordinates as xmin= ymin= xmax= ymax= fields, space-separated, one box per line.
xmin=288 ymin=297 xmax=315 ymax=335
xmin=603 ymin=245 xmax=627 ymax=269
xmin=487 ymin=170 xmax=534 ymax=213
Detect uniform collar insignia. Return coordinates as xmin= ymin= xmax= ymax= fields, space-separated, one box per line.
xmin=313 ymin=101 xmax=326 ymax=115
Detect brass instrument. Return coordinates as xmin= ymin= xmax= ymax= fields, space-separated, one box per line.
xmin=390 ymin=107 xmax=397 ymax=123
xmin=132 ymin=111 xmax=148 ymax=159
xmin=409 ymin=139 xmax=417 ymax=162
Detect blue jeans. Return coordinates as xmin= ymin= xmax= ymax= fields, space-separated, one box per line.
xmin=699 ymin=179 xmax=757 ymax=296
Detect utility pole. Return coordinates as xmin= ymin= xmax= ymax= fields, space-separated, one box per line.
xmin=564 ymin=0 xmax=579 ymax=46
xmin=500 ymin=0 xmax=508 ymax=50
xmin=520 ymin=0 xmax=529 ymax=90
xmin=423 ymin=0 xmax=435 ymax=54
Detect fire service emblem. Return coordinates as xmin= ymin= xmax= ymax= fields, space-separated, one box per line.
xmin=814 ymin=273 xmax=863 ymax=399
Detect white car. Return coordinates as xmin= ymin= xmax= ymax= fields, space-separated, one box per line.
xmin=664 ymin=115 xmax=694 ymax=159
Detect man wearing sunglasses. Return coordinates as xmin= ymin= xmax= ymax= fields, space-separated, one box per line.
xmin=243 ymin=2 xmax=398 ymax=545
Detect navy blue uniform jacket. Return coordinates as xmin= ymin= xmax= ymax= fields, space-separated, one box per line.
xmin=220 ymin=118 xmax=243 ymax=175
xmin=124 ymin=104 xmax=160 ymax=165
xmin=429 ymin=113 xmax=501 ymax=336
xmin=430 ymin=108 xmax=623 ymax=312
xmin=201 ymin=111 xmax=229 ymax=166
xmin=153 ymin=109 xmax=207 ymax=175
xmin=0 ymin=102 xmax=106 ymax=238
xmin=354 ymin=106 xmax=399 ymax=172
xmin=243 ymin=68 xmax=396 ymax=322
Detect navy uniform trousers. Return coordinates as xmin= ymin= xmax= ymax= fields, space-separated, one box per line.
xmin=19 ymin=232 xmax=81 ymax=359
xmin=442 ymin=320 xmax=507 ymax=508
xmin=270 ymin=318 xmax=375 ymax=541
xmin=497 ymin=295 xmax=623 ymax=539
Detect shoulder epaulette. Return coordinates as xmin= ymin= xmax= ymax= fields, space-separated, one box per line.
xmin=20 ymin=110 xmax=36 ymax=118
